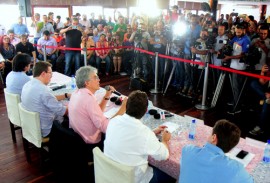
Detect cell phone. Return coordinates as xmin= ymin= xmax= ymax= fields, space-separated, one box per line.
xmin=236 ymin=150 xmax=248 ymax=159
xmin=206 ymin=20 xmax=212 ymax=25
xmin=72 ymin=26 xmax=77 ymax=29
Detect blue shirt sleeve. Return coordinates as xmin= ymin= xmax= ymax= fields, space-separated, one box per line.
xmin=241 ymin=38 xmax=250 ymax=53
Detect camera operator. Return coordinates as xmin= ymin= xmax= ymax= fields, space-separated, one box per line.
xmin=222 ymin=24 xmax=251 ymax=114
xmin=213 ymin=24 xmax=229 ymax=79
xmin=150 ymin=20 xmax=167 ymax=87
xmin=182 ymin=14 xmax=202 ymax=96
xmin=129 ymin=22 xmax=151 ymax=81
xmin=249 ymin=64 xmax=270 ymax=135
xmin=191 ymin=28 xmax=211 ymax=94
xmin=250 ymin=24 xmax=270 ymax=72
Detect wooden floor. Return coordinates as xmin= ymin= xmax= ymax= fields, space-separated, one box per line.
xmin=0 ymin=74 xmax=269 ymax=183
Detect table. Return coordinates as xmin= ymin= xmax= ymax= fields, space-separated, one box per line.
xmin=49 ymin=72 xmax=270 ymax=182
xmin=142 ymin=113 xmax=269 ymax=182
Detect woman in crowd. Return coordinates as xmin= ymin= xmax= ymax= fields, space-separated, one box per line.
xmin=111 ymin=33 xmax=122 ymax=74
xmin=0 ymin=35 xmax=16 ymax=84
xmin=6 ymin=53 xmax=31 ymax=95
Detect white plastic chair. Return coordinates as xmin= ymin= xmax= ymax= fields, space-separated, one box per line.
xmin=4 ymin=88 xmax=22 ymax=143
xmin=18 ymin=103 xmax=49 ymax=163
xmin=93 ymin=147 xmax=136 ymax=183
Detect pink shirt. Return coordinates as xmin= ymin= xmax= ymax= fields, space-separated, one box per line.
xmin=69 ymin=88 xmax=109 ymax=144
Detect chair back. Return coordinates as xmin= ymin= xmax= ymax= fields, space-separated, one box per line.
xmin=4 ymin=88 xmax=21 ymax=126
xmin=93 ymin=147 xmax=135 ymax=183
xmin=18 ymin=103 xmax=42 ymax=148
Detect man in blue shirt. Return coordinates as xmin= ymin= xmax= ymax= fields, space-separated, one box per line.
xmin=222 ymin=24 xmax=250 ymax=114
xmin=179 ymin=119 xmax=253 ymax=183
xmin=10 ymin=16 xmax=30 ymax=36
xmin=21 ymin=62 xmax=71 ymax=137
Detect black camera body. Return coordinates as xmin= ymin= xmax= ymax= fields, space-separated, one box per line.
xmin=240 ymin=46 xmax=262 ymax=70
xmin=217 ymin=43 xmax=233 ymax=59
xmin=135 ymin=28 xmax=143 ymax=41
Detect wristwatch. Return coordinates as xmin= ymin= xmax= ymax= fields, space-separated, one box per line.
xmin=104 ymin=97 xmax=110 ymax=100
xmin=65 ymin=93 xmax=68 ymax=99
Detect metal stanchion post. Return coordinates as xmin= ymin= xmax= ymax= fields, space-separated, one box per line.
xmin=195 ymin=53 xmax=210 ymax=110
xmin=43 ymin=45 xmax=47 ymax=62
xmin=83 ymin=47 xmax=87 ymax=66
xmin=150 ymin=52 xmax=161 ymax=94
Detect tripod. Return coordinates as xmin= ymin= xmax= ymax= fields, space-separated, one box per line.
xmin=131 ymin=41 xmax=144 ymax=79
xmin=211 ymin=65 xmax=248 ymax=114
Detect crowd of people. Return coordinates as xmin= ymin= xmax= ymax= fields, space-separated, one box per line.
xmin=1 ymin=6 xmax=270 ymax=182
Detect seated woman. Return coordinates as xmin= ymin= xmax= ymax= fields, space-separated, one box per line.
xmin=6 ymin=53 xmax=31 ymax=95
xmin=95 ymin=33 xmax=111 ymax=75
xmin=81 ymin=33 xmax=95 ymax=67
xmin=111 ymin=33 xmax=123 ymax=74
xmin=0 ymin=35 xmax=16 ymax=84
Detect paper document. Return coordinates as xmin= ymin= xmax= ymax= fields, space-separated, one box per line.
xmin=104 ymin=107 xmax=120 ymax=119
xmin=226 ymin=148 xmax=255 ymax=167
xmin=162 ymin=122 xmax=180 ymax=133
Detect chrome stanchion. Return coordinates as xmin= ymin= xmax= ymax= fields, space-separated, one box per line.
xmin=195 ymin=53 xmax=211 ymax=110
xmin=83 ymin=47 xmax=87 ymax=66
xmin=43 ymin=45 xmax=47 ymax=62
xmin=150 ymin=52 xmax=161 ymax=94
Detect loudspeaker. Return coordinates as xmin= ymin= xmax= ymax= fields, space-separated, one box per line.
xmin=18 ymin=0 xmax=32 ymax=17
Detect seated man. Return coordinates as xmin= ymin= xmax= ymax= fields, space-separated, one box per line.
xmin=16 ymin=34 xmax=37 ymax=66
xmin=249 ymin=64 xmax=270 ymax=135
xmin=68 ymin=66 xmax=126 ymax=160
xmin=179 ymin=119 xmax=253 ymax=183
xmin=21 ymin=62 xmax=71 ymax=137
xmin=37 ymin=30 xmax=57 ymax=70
xmin=6 ymin=53 xmax=31 ymax=95
xmin=104 ymin=90 xmax=174 ymax=183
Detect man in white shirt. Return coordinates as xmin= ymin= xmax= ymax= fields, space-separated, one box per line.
xmin=104 ymin=90 xmax=175 ymax=183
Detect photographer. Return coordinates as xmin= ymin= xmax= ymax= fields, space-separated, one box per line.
xmin=191 ymin=29 xmax=211 ymax=94
xmin=150 ymin=20 xmax=167 ymax=87
xmin=213 ymin=24 xmax=229 ymax=79
xmin=250 ymin=24 xmax=270 ymax=72
xmin=222 ymin=24 xmax=251 ymax=114
xmin=182 ymin=14 xmax=202 ymax=96
xmin=129 ymin=22 xmax=151 ymax=81
xmin=249 ymin=64 xmax=270 ymax=135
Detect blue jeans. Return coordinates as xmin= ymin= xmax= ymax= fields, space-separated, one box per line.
xmin=259 ymin=102 xmax=270 ymax=129
xmin=38 ymin=54 xmax=57 ymax=70
xmin=96 ymin=56 xmax=111 ymax=74
xmin=250 ymin=80 xmax=266 ymax=100
xmin=65 ymin=51 xmax=81 ymax=76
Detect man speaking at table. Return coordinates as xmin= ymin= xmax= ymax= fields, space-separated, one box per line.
xmin=68 ymin=66 xmax=126 ymax=161
xmin=104 ymin=90 xmax=175 ymax=183
xmin=179 ymin=119 xmax=253 ymax=183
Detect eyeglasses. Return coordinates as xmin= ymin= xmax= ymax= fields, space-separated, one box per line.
xmin=90 ymin=75 xmax=99 ymax=80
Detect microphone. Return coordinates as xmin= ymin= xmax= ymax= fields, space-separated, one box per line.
xmin=154 ymin=113 xmax=174 ymax=119
xmin=105 ymin=85 xmax=122 ymax=96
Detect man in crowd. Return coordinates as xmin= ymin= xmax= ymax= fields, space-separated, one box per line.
xmin=222 ymin=24 xmax=250 ymax=114
xmin=37 ymin=30 xmax=58 ymax=69
xmin=16 ymin=34 xmax=37 ymax=65
xmin=55 ymin=15 xmax=64 ymax=29
xmin=180 ymin=119 xmax=253 ymax=183
xmin=250 ymin=24 xmax=270 ymax=71
xmin=60 ymin=17 xmax=82 ymax=76
xmin=30 ymin=13 xmax=42 ymax=45
xmin=129 ymin=22 xmax=151 ymax=81
xmin=10 ymin=16 xmax=29 ymax=37
xmin=21 ymin=62 xmax=71 ymax=137
xmin=80 ymin=14 xmax=91 ymax=29
xmin=113 ymin=15 xmax=127 ymax=41
xmin=249 ymin=64 xmax=270 ymax=135
xmin=104 ymin=90 xmax=174 ymax=183
xmin=69 ymin=66 xmax=126 ymax=160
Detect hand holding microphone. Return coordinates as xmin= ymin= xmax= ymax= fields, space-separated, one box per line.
xmin=105 ymin=85 xmax=122 ymax=96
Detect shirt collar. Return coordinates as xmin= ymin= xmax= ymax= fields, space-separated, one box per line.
xmin=204 ymin=142 xmax=224 ymax=155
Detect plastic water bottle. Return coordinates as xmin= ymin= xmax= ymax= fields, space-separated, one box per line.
xmin=263 ymin=140 xmax=270 ymax=163
xmin=71 ymin=75 xmax=76 ymax=90
xmin=188 ymin=119 xmax=196 ymax=140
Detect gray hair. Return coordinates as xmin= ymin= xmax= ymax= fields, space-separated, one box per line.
xmin=75 ymin=66 xmax=97 ymax=89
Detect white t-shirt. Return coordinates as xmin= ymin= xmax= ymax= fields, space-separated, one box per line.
xmin=214 ymin=34 xmax=229 ymax=66
xmin=251 ymin=38 xmax=270 ymax=70
xmin=104 ymin=114 xmax=169 ymax=183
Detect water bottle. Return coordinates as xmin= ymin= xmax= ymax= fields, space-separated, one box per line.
xmin=188 ymin=119 xmax=196 ymax=140
xmin=263 ymin=140 xmax=270 ymax=163
xmin=71 ymin=75 xmax=76 ymax=89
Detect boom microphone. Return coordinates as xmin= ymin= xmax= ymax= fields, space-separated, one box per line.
xmin=105 ymin=85 xmax=122 ymax=96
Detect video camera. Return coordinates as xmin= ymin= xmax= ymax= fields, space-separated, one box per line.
xmin=240 ymin=42 xmax=262 ymax=70
xmin=217 ymin=40 xmax=233 ymax=59
xmin=134 ymin=28 xmax=143 ymax=42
